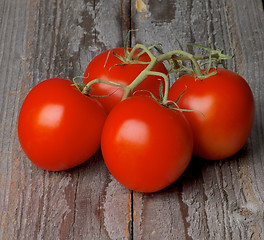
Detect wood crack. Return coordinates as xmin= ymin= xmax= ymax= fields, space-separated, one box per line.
xmin=72 ymin=170 xmax=80 ymax=238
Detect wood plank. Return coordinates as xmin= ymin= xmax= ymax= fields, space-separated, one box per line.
xmin=0 ymin=0 xmax=133 ymax=239
xmin=1 ymin=0 xmax=263 ymax=239
xmin=131 ymin=0 xmax=264 ymax=239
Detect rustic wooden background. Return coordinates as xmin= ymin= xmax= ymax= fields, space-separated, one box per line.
xmin=0 ymin=0 xmax=263 ymax=239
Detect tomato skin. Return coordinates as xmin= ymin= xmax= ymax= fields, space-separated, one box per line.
xmin=101 ymin=96 xmax=193 ymax=193
xmin=83 ymin=48 xmax=167 ymax=113
xmin=18 ymin=78 xmax=107 ymax=171
xmin=169 ymin=68 xmax=255 ymax=160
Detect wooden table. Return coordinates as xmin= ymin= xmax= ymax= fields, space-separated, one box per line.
xmin=1 ymin=0 xmax=263 ymax=239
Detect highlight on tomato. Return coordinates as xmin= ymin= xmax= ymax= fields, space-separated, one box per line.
xmin=169 ymin=68 xmax=255 ymax=160
xmin=83 ymin=47 xmax=167 ymax=113
xmin=101 ymin=96 xmax=193 ymax=193
xmin=18 ymin=78 xmax=107 ymax=171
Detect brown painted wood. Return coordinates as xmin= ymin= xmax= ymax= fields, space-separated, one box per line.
xmin=0 ymin=0 xmax=263 ymax=239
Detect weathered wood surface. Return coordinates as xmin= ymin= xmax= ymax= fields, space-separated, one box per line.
xmin=0 ymin=0 xmax=263 ymax=239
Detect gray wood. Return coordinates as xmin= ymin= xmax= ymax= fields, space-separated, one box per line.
xmin=0 ymin=0 xmax=263 ymax=239
xmin=132 ymin=0 xmax=264 ymax=239
xmin=0 ymin=0 xmax=132 ymax=239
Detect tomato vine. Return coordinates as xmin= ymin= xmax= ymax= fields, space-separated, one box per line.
xmin=82 ymin=41 xmax=232 ymax=107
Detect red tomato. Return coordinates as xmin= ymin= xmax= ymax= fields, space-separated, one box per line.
xmin=18 ymin=78 xmax=107 ymax=171
xmin=83 ymin=48 xmax=167 ymax=112
xmin=101 ymin=96 xmax=193 ymax=193
xmin=169 ymin=68 xmax=255 ymax=160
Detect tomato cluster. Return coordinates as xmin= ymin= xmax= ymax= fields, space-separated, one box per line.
xmin=18 ymin=45 xmax=255 ymax=193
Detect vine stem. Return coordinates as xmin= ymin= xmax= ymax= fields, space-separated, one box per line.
xmin=129 ymin=44 xmax=204 ymax=78
xmin=82 ymin=78 xmax=127 ymax=95
xmin=82 ymin=43 xmax=228 ymax=105
xmin=123 ymin=44 xmax=204 ymax=103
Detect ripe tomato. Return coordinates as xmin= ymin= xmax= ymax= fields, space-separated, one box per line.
xmin=169 ymin=68 xmax=255 ymax=160
xmin=18 ymin=78 xmax=107 ymax=171
xmin=83 ymin=47 xmax=167 ymax=113
xmin=101 ymin=96 xmax=193 ymax=193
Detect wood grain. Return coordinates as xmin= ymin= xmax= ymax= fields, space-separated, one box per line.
xmin=0 ymin=0 xmax=132 ymax=239
xmin=0 ymin=0 xmax=263 ymax=239
xmin=132 ymin=0 xmax=264 ymax=239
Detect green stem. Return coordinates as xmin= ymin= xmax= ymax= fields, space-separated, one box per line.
xmin=82 ymin=43 xmax=228 ymax=105
xmin=172 ymin=53 xmax=221 ymax=61
xmin=127 ymin=44 xmax=156 ymax=62
xmin=123 ymin=45 xmax=158 ymax=99
xmin=156 ymin=50 xmax=203 ymax=78
xmin=123 ymin=44 xmax=204 ymax=102
xmin=144 ymin=71 xmax=170 ymax=105
xmin=82 ymin=78 xmax=127 ymax=95
xmin=127 ymin=44 xmax=204 ymax=78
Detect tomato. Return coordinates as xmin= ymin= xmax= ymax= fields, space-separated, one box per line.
xmin=83 ymin=47 xmax=167 ymax=113
xmin=169 ymin=68 xmax=255 ymax=160
xmin=18 ymin=78 xmax=107 ymax=171
xmin=101 ymin=96 xmax=193 ymax=193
